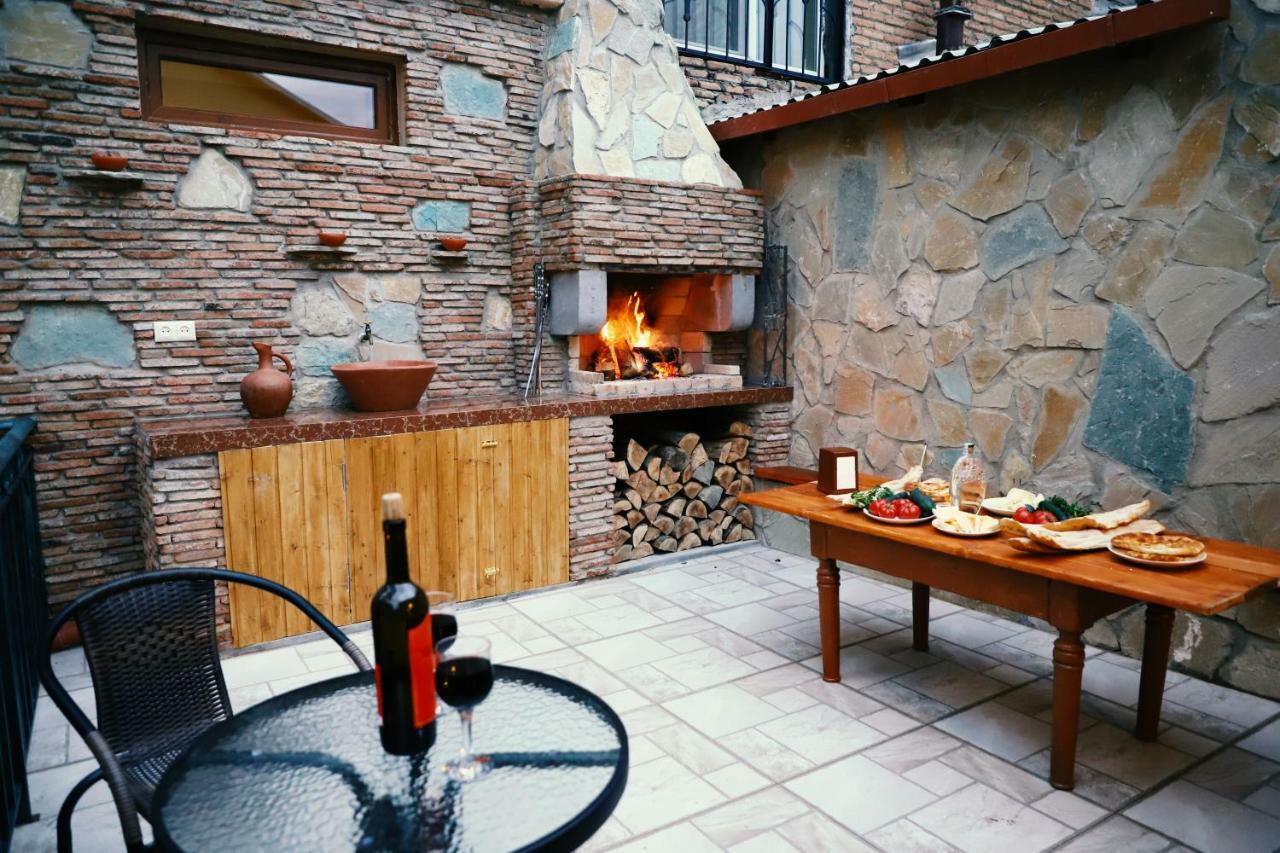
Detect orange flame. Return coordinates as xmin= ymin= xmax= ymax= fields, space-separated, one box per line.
xmin=596 ymin=291 xmax=683 ymax=379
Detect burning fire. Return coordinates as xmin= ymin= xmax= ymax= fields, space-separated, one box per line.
xmin=593 ymin=291 xmax=685 ymax=381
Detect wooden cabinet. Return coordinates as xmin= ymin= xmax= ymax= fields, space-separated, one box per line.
xmin=218 ymin=419 xmax=569 ymax=647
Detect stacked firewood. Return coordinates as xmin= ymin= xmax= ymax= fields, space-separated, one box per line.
xmin=608 ymin=422 xmax=756 ymax=562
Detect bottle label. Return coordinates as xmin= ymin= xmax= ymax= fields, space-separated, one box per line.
xmin=374 ymin=665 xmax=384 ymax=721
xmin=407 ymin=618 xmax=437 ymax=729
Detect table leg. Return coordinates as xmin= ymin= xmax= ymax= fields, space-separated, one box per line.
xmin=912 ymin=582 xmax=930 ymax=651
xmin=1136 ymin=604 xmax=1175 ymax=741
xmin=817 ymin=558 xmax=841 ymax=683
xmin=1050 ymin=629 xmax=1086 ymax=790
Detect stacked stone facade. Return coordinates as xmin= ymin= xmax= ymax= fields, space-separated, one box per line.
xmin=739 ymin=11 xmax=1280 ymax=696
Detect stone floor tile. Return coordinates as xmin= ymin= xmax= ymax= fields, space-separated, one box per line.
xmin=552 ymin=660 xmax=628 ymax=696
xmin=1060 ymin=816 xmax=1176 ymax=853
xmin=864 ymin=727 xmax=964 ymax=774
xmin=834 ymin=574 xmax=903 ymax=606
xmin=866 ymin=818 xmax=961 ymax=852
xmin=719 ymin=727 xmax=814 ymax=782
xmin=612 ymin=754 xmax=725 ymax=835
xmin=727 ymin=829 xmax=800 ymax=853
xmin=579 ymin=633 xmax=674 ymax=670
xmin=577 ymin=817 xmax=632 ymax=853
xmin=25 ymin=724 xmax=68 ymax=773
xmin=940 ymin=744 xmax=1053 ymax=804
xmin=695 ymin=626 xmax=767 ymax=658
xmin=795 ymin=677 xmax=886 ymax=719
xmin=508 ymin=590 xmax=597 ymax=621
xmin=1164 ymin=679 xmax=1280 ymax=729
xmin=487 ymin=633 xmax=531 ymax=663
xmin=628 ymin=734 xmax=665 ymax=766
xmin=26 ymin=758 xmax=113 ymax=818
xmin=903 ymin=759 xmax=974 ymax=797
xmin=1032 ymin=789 xmax=1110 ymax=829
xmin=575 ymin=603 xmax=664 ymax=638
xmin=1184 ymin=747 xmax=1280 ymax=801
xmin=1076 ymin=722 xmax=1197 ymax=789
xmin=1244 ymin=785 xmax=1280 ymax=819
xmin=607 ymin=821 xmax=721 ymax=853
xmin=618 ymin=704 xmax=679 ymax=736
xmin=745 ymin=629 xmax=819 ymax=662
xmin=11 ymin=800 xmax=147 ymax=853
xmin=646 ymin=722 xmax=737 ymax=775
xmin=893 ymin=661 xmax=1005 ymax=708
xmin=663 ymin=684 xmax=785 ymax=737
xmin=652 ymin=646 xmax=757 ymax=691
xmin=705 ymin=601 xmax=795 ymax=635
xmin=662 ymin=634 xmax=709 ymax=654
xmin=1125 ymin=780 xmax=1280 ymax=853
xmin=1239 ymin=718 xmax=1280 ymax=763
xmin=228 ymin=682 xmax=273 ymax=713
xmin=733 ymin=662 xmax=818 ymax=697
xmin=1018 ymin=749 xmax=1139 ymax=810
xmin=616 ymin=663 xmax=692 ymax=703
xmin=643 ymin=615 xmax=715 ymax=642
xmin=693 ymin=578 xmax=774 ymax=609
xmin=861 ymin=679 xmax=954 ymax=722
xmin=522 ymin=635 xmax=566 ymax=654
xmin=756 ymin=703 xmax=886 ymax=762
xmin=776 ymin=810 xmax=878 ymax=852
xmin=1158 ymin=700 xmax=1248 ymax=742
xmin=980 ymin=642 xmax=1055 ymax=677
xmin=910 ymin=782 xmax=1073 ymax=853
xmin=1156 ymin=725 xmax=1220 ymax=758
xmin=219 ymin=645 xmax=306 ymax=688
xmin=787 ymin=753 xmax=936 ymax=834
xmin=629 ymin=570 xmax=709 ymax=596
xmin=703 ymin=762 xmax=771 ymax=798
xmin=927 ymin=612 xmax=1023 ymax=648
xmin=762 ymin=687 xmax=820 ymax=713
xmin=1081 ymin=657 xmax=1143 ymax=707
xmin=863 ymin=707 xmax=921 ymax=736
xmin=539 ymin=616 xmax=603 ymax=645
xmin=799 ymin=644 xmax=910 ymax=689
xmin=775 ymin=616 xmax=872 ymax=649
xmin=935 ymin=700 xmax=1053 ymax=762
xmin=690 ymin=786 xmax=810 ymax=847
xmin=490 ymin=612 xmax=552 ymax=642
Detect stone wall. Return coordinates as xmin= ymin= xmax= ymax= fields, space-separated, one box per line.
xmin=0 ymin=0 xmax=552 ymax=603
xmin=740 ymin=9 xmax=1280 ymax=697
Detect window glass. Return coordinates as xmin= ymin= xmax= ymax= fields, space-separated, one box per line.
xmin=663 ymin=0 xmax=832 ymax=80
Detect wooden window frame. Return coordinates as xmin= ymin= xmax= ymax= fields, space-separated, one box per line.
xmin=137 ymin=27 xmax=401 ymax=144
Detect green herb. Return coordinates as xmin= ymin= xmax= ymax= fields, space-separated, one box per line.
xmin=847 ymin=486 xmax=891 ymax=509
xmin=1042 ymin=495 xmax=1096 ymax=519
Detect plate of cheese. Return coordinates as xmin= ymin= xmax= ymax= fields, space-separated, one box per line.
xmin=932 ymin=506 xmax=1000 ymax=537
xmin=981 ymin=488 xmax=1044 ymax=517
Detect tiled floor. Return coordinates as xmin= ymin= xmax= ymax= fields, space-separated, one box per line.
xmin=14 ymin=544 xmax=1280 ymax=852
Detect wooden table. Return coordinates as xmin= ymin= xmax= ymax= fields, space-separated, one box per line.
xmin=740 ymin=481 xmax=1280 ymax=790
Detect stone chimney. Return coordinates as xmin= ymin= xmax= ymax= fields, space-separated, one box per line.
xmin=535 ymin=0 xmax=742 ymax=188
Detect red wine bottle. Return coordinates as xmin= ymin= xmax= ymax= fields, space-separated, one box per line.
xmin=372 ymin=493 xmax=436 ymax=755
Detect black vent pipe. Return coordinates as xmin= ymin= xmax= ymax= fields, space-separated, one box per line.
xmin=934 ymin=3 xmax=973 ymax=52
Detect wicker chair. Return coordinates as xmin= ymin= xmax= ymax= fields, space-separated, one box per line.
xmin=37 ymin=568 xmax=372 ymax=853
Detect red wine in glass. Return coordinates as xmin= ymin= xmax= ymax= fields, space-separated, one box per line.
xmin=431 ymin=613 xmax=459 ymax=652
xmin=435 ymin=636 xmax=493 ymax=781
xmin=436 ymin=656 xmax=493 ymax=709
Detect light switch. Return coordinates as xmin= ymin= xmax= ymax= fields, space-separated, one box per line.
xmin=154 ymin=320 xmax=196 ymax=342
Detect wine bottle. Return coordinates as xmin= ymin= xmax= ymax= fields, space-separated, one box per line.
xmin=372 ymin=492 xmax=436 ymax=755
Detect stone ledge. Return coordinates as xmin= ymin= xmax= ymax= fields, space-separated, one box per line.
xmin=137 ymin=386 xmax=793 ymax=459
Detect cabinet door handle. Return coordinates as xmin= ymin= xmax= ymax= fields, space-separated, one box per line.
xmin=483 ymin=566 xmax=500 ymax=578
xmin=481 ymin=439 xmax=498 ymax=449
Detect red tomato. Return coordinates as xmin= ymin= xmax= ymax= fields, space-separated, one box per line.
xmin=1013 ymin=506 xmax=1033 ymax=524
xmin=1032 ymin=510 xmax=1056 ymax=525
xmin=896 ymin=501 xmax=922 ymax=520
xmin=868 ymin=499 xmax=894 ymax=518
xmin=891 ymin=498 xmax=915 ymax=516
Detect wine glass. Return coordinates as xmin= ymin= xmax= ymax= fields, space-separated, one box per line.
xmin=426 ymin=591 xmax=458 ymax=654
xmin=436 ymin=635 xmax=494 ymax=782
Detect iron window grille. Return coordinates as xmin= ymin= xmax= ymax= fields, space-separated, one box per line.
xmin=664 ymin=0 xmax=844 ymax=83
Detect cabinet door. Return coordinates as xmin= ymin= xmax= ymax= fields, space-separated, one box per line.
xmin=499 ymin=417 xmax=570 ymax=597
xmin=219 ymin=439 xmax=350 ymax=647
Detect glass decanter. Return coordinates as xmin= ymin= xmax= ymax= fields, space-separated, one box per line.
xmin=950 ymin=442 xmax=987 ymax=514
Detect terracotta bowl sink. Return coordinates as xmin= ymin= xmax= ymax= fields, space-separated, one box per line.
xmin=331 ymin=360 xmax=437 ymax=412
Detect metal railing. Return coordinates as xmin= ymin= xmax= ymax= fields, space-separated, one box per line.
xmin=664 ymin=0 xmax=844 ymax=83
xmin=0 ymin=418 xmax=46 ymax=851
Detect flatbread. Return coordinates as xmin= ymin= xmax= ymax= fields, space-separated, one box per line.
xmin=1112 ymin=532 xmax=1204 ymax=558
xmin=1007 ymin=537 xmax=1061 ymax=554
xmin=1044 ymin=500 xmax=1151 ymax=532
xmin=1023 ymin=518 xmax=1165 ymax=551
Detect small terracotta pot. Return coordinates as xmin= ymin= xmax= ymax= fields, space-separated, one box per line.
xmin=318 ymin=231 xmax=347 ymax=248
xmin=439 ymin=236 xmax=467 ymax=251
xmin=91 ymin=152 xmax=128 ymax=172
xmin=240 ymin=342 xmax=294 ymax=418
xmin=331 ymin=360 xmax=437 ymax=412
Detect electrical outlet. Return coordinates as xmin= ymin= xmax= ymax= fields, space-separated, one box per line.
xmin=154 ymin=320 xmax=196 ymax=343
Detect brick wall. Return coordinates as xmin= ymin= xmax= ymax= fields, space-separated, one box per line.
xmin=0 ymin=0 xmax=551 ymax=605
xmin=568 ymin=415 xmax=616 ymax=579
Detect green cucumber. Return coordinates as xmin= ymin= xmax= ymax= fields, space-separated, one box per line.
xmin=909 ymin=488 xmax=935 ymax=514
xmin=1038 ymin=499 xmax=1069 ymax=521
xmin=889 ymin=491 xmax=911 ymax=502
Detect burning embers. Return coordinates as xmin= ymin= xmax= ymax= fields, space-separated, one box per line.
xmin=590 ymin=292 xmax=693 ymax=381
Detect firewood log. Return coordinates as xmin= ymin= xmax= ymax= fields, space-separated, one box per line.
xmin=609 ymin=460 xmax=629 ymax=480
xmin=626 ymin=438 xmax=648 ymax=471
xmin=613 ymin=545 xmax=634 ymax=563
xmin=676 ymin=532 xmax=701 ymax=551
xmin=706 ymin=437 xmax=749 ymax=464
xmin=646 ymin=430 xmax=702 ymax=454
xmin=611 ymin=515 xmax=629 ymax=531
xmin=717 ymin=514 xmax=733 ymax=532
xmin=727 ymin=477 xmax=751 ymax=496
xmin=734 ymin=506 xmax=754 ymax=529
xmin=676 ymin=516 xmax=697 ymax=538
xmin=725 ymin=525 xmax=743 ymax=543
xmin=736 ymin=460 xmax=753 ymax=476
xmin=698 ymin=519 xmax=716 ymax=540
xmin=654 ymin=535 xmax=677 ymax=552
xmin=631 ymin=523 xmax=649 ymax=547
xmin=663 ymin=496 xmax=687 ymax=518
xmin=645 ymin=455 xmax=662 ymax=481
xmin=691 ymin=461 xmax=715 ymax=485
xmin=646 ymin=445 xmax=688 ymax=472
xmin=688 ymin=443 xmax=709 ymax=469
xmin=658 ymin=464 xmax=682 ymax=487
xmin=643 ymin=525 xmax=660 ymax=543
xmin=626 ymin=509 xmax=645 ymax=528
xmin=721 ymin=496 xmax=739 ymax=513
xmin=709 ymin=508 xmax=726 ymax=525
xmin=653 ymin=516 xmax=675 ymax=535
xmin=632 ymin=542 xmax=654 ymax=559
xmin=611 ymin=529 xmax=630 ymax=547
xmin=700 ymin=484 xmax=724 ymax=508
xmin=714 ymin=465 xmax=736 ymax=489
xmin=683 ymin=481 xmax=703 ymax=499
xmin=627 ymin=470 xmax=657 ymax=501
xmin=728 ymin=421 xmax=753 ymax=437
xmin=741 ymin=528 xmax=756 ymax=540
xmin=643 ymin=503 xmax=661 ymax=523
xmin=650 ymin=485 xmax=673 ymax=503
xmin=625 ymin=489 xmax=644 ymax=509
xmin=709 ymin=526 xmax=724 ymax=545
xmin=687 ymin=499 xmax=708 ymax=519
xmin=613 ymin=498 xmax=633 ymax=514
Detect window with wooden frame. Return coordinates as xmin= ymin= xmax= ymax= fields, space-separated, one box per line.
xmin=137 ymin=27 xmax=401 ymax=144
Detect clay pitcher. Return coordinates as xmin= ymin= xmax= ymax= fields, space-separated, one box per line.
xmin=240 ymin=342 xmax=293 ymax=418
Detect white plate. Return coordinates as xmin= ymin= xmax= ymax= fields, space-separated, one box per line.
xmin=863 ymin=508 xmax=934 ymax=525
xmin=981 ymin=498 xmax=1025 ymax=517
xmin=1106 ymin=543 xmax=1207 ymax=569
xmin=931 ymin=518 xmax=999 ymax=537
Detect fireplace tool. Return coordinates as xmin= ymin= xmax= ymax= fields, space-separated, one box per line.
xmin=524 ymin=262 xmax=548 ymax=398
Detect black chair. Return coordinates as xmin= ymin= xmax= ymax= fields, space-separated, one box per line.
xmin=37 ymin=568 xmax=372 ymax=853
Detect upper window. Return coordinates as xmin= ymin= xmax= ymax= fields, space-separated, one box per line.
xmin=137 ymin=28 xmax=400 ymax=143
xmin=663 ymin=0 xmax=843 ymax=83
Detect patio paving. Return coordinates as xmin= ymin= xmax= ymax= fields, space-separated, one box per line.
xmin=14 ymin=543 xmax=1280 ymax=852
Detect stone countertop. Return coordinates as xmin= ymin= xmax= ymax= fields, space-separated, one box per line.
xmin=137 ymin=386 xmax=793 ymax=459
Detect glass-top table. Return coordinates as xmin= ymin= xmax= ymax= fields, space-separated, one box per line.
xmin=152 ymin=666 xmax=629 ymax=852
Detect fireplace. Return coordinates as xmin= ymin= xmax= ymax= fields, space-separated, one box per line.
xmin=552 ymin=270 xmax=753 ymax=397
